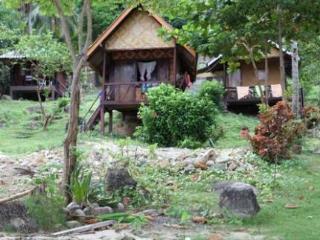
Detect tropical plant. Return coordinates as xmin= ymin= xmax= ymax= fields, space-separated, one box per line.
xmin=70 ymin=163 xmax=92 ymax=206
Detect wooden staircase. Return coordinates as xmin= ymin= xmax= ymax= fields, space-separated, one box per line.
xmin=84 ymin=105 xmax=102 ymax=131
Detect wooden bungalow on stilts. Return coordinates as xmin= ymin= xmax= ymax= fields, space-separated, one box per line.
xmin=0 ymin=51 xmax=68 ymax=100
xmin=85 ymin=6 xmax=197 ymax=134
xmin=197 ymin=48 xmax=293 ymax=113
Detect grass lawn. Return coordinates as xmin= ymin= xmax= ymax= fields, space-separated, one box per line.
xmin=243 ymin=138 xmax=320 ymax=240
xmin=0 ymin=91 xmax=101 ymax=155
xmin=215 ymin=112 xmax=258 ymax=148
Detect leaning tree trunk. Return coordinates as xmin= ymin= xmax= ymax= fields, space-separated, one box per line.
xmin=54 ymin=0 xmax=92 ymax=203
xmin=291 ymin=40 xmax=300 ymax=118
xmin=264 ymin=54 xmax=269 ymax=105
xmin=277 ymin=7 xmax=286 ymax=101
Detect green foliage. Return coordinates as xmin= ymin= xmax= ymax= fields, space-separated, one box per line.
xmin=136 ymin=84 xmax=219 ymax=147
xmin=25 ymin=163 xmax=65 ymax=231
xmin=178 ymin=137 xmax=202 ymax=149
xmin=197 ymin=81 xmax=224 ymax=108
xmin=15 ymin=32 xmax=71 ymax=79
xmin=0 ymin=2 xmax=24 ymax=51
xmin=97 ymin=212 xmax=147 ymax=228
xmin=70 ymin=163 xmax=92 ymax=206
xmin=92 ymin=0 xmax=126 ymax=39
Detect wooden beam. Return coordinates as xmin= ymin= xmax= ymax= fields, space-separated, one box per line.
xmin=100 ymin=51 xmax=106 ymax=135
xmin=109 ymin=110 xmax=113 ymax=134
xmin=173 ymin=47 xmax=177 ymax=86
xmin=223 ymin=63 xmax=228 ymax=111
xmin=52 ymin=220 xmax=116 ymax=236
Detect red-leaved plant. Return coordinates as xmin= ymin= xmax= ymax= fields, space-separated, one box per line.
xmin=250 ymin=101 xmax=305 ymax=162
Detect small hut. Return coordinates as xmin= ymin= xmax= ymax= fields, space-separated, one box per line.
xmin=198 ymin=48 xmax=292 ymax=111
xmin=86 ymin=6 xmax=197 ymax=134
xmin=0 ymin=51 xmax=68 ymax=100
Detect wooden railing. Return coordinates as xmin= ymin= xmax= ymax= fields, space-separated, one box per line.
xmin=101 ymin=81 xmax=169 ymax=105
xmin=225 ymin=85 xmax=278 ymax=102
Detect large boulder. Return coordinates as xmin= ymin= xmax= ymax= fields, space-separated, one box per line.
xmin=0 ymin=202 xmax=38 ymax=233
xmin=214 ymin=182 xmax=260 ymax=218
xmin=105 ymin=167 xmax=137 ymax=192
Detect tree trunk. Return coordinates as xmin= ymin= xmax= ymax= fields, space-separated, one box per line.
xmin=53 ymin=0 xmax=92 ymax=203
xmin=277 ymin=7 xmax=286 ymax=101
xmin=291 ymin=41 xmax=300 ymax=118
xmin=264 ymin=46 xmax=269 ymax=105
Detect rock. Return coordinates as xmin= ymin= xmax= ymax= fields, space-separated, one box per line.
xmin=66 ymin=202 xmax=81 ymax=213
xmin=9 ymin=218 xmax=27 ymax=231
xmin=215 ymin=153 xmax=231 ymax=163
xmin=0 ymin=202 xmax=38 ymax=233
xmin=93 ymin=206 xmax=113 ymax=215
xmin=209 ymin=233 xmax=224 ymax=240
xmin=194 ymin=160 xmax=208 ymax=170
xmin=117 ymin=203 xmax=125 ymax=212
xmin=207 ymin=160 xmax=215 ymax=167
xmin=216 ymin=182 xmax=260 ymax=218
xmin=142 ymin=209 xmax=160 ymax=217
xmin=227 ymin=161 xmax=239 ymax=171
xmin=83 ymin=207 xmax=92 ymax=216
xmin=184 ymin=164 xmax=196 ymax=173
xmin=198 ymin=149 xmax=216 ymax=163
xmin=66 ymin=220 xmax=82 ymax=228
xmin=211 ymin=163 xmax=227 ymax=171
xmin=1 ymin=95 xmax=12 ymax=100
xmin=73 ymin=209 xmax=86 ymax=218
xmin=105 ymin=167 xmax=137 ymax=192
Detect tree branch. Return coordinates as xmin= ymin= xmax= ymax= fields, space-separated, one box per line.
xmin=53 ymin=0 xmax=76 ymax=63
xmin=83 ymin=0 xmax=92 ymax=53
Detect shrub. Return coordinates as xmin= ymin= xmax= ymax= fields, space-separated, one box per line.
xmin=25 ymin=163 xmax=65 ymax=231
xmin=197 ymin=81 xmax=224 ymax=107
xmin=303 ymin=105 xmax=320 ymax=129
xmin=250 ymin=101 xmax=305 ymax=162
xmin=135 ymin=84 xmax=219 ymax=147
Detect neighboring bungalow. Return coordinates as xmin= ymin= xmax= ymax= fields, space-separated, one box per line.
xmin=85 ymin=6 xmax=197 ymax=134
xmin=0 ymin=51 xmax=68 ymax=100
xmin=198 ymin=48 xmax=292 ymax=111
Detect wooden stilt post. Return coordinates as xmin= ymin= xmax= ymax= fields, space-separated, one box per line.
xmin=173 ymin=46 xmax=177 ymax=86
xmin=100 ymin=50 xmax=106 ymax=135
xmin=109 ymin=110 xmax=113 ymax=134
xmin=223 ymin=63 xmax=228 ymax=112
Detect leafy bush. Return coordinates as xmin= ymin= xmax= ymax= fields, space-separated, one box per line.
xmin=135 ymin=84 xmax=219 ymax=147
xmin=250 ymin=101 xmax=305 ymax=162
xmin=303 ymin=105 xmax=320 ymax=129
xmin=197 ymin=81 xmax=224 ymax=107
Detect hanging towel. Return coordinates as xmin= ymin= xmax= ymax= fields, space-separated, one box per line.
xmin=254 ymin=85 xmax=265 ymax=97
xmin=138 ymin=61 xmax=157 ymax=81
xmin=271 ymin=84 xmax=282 ymax=97
xmin=236 ymin=86 xmax=250 ymax=100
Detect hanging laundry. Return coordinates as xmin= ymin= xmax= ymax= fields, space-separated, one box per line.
xmin=138 ymin=61 xmax=157 ymax=81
